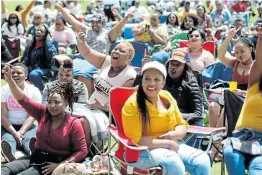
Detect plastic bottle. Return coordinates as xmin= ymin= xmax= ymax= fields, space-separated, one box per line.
xmin=101 ymin=153 xmax=109 ymax=171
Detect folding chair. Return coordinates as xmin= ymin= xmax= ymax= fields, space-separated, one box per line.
xmin=179 ymin=40 xmax=216 ymax=56
xmin=110 ymin=41 xmax=147 ymax=68
xmin=107 ymin=87 xmax=162 ymax=175
xmin=220 ymin=90 xmax=245 ymax=175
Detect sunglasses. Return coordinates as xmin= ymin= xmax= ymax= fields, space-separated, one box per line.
xmin=189 ymin=34 xmax=200 ymax=38
xmin=150 ymin=18 xmax=158 ymax=21
xmin=10 ymin=16 xmax=17 ymax=19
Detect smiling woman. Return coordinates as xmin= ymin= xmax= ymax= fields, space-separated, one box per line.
xmin=122 ymin=61 xmax=211 ymax=175
xmin=1 ymin=65 xmax=87 ymax=175
xmin=1 ymin=63 xmax=42 ymax=163
xmin=75 ymin=30 xmax=137 ymax=148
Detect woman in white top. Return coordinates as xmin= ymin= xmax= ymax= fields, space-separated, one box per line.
xmin=1 ymin=12 xmax=24 ymax=40
xmin=76 ymin=30 xmax=137 ymax=147
xmin=1 ymin=63 xmax=42 ymax=163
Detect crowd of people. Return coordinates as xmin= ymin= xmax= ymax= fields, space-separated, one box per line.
xmin=1 ymin=0 xmax=262 ymax=175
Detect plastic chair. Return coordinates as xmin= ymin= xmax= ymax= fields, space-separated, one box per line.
xmin=110 ymin=41 xmax=147 ymax=68
xmin=107 ymin=87 xmax=162 ymax=175
xmin=160 ymin=12 xmax=170 ymax=23
xmin=123 ymin=24 xmax=137 ymax=39
xmin=179 ymin=40 xmax=216 ymax=56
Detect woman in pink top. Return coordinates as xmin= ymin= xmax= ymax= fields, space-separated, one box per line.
xmin=51 ymin=14 xmax=76 ymax=54
xmin=183 ymin=27 xmax=215 ymax=72
xmin=1 ymin=66 xmax=87 ymax=175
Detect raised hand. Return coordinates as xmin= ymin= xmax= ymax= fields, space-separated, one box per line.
xmin=77 ymin=30 xmax=86 ymax=43
xmin=126 ymin=10 xmax=136 ymax=19
xmin=227 ymin=27 xmax=241 ymax=39
xmin=142 ymin=49 xmax=152 ymax=67
xmin=2 ymin=65 xmax=12 ymax=81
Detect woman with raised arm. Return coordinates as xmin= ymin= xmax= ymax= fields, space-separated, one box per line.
xmin=1 ymin=65 xmax=87 ymax=175
xmin=122 ymin=61 xmax=211 ymax=175
xmin=208 ymin=27 xmax=256 ymax=131
xmin=76 ymin=29 xmax=137 ymax=148
xmin=223 ymin=23 xmax=262 ymax=175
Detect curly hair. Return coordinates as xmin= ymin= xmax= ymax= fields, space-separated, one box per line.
xmin=180 ymin=14 xmax=200 ymax=30
xmin=45 ymin=83 xmax=76 ymax=122
xmin=59 ymin=59 xmax=74 ymax=72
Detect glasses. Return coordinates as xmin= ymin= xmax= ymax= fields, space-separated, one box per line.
xmin=150 ymin=18 xmax=158 ymax=21
xmin=10 ymin=16 xmax=17 ymax=19
xmin=189 ymin=34 xmax=200 ymax=38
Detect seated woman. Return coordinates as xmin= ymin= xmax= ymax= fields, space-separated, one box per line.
xmin=122 ymin=61 xmax=211 ymax=175
xmin=50 ymin=14 xmax=77 ymax=54
xmin=164 ymin=49 xmax=203 ymax=126
xmin=21 ymin=24 xmax=58 ymax=92
xmin=76 ymin=30 xmax=137 ymax=147
xmin=1 ymin=65 xmax=88 ymax=175
xmin=55 ymin=2 xmax=134 ymax=95
xmin=223 ymin=24 xmax=262 ymax=175
xmin=196 ymin=5 xmax=212 ymax=30
xmin=1 ymin=12 xmax=25 ymax=58
xmin=208 ymin=27 xmax=255 ymax=130
xmin=26 ymin=12 xmax=44 ymax=40
xmin=132 ymin=9 xmax=168 ymax=51
xmin=165 ymin=12 xmax=179 ymax=40
xmin=1 ymin=12 xmax=24 ymax=41
xmin=42 ymin=58 xmax=88 ymax=104
xmin=165 ymin=13 xmax=200 ymax=51
xmin=1 ymin=63 xmax=42 ymax=163
xmin=182 ymin=27 xmax=215 ymax=73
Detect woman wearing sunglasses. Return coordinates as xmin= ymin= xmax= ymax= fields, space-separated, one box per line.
xmin=183 ymin=27 xmax=215 ymax=72
xmin=132 ymin=9 xmax=168 ymax=49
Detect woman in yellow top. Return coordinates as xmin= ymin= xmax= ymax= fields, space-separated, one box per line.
xmin=223 ymin=24 xmax=262 ymax=175
xmin=122 ymin=61 xmax=211 ymax=175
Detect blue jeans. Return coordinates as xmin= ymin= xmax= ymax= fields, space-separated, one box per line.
xmin=1 ymin=124 xmax=37 ymax=155
xmin=128 ymin=144 xmax=211 ymax=175
xmin=223 ymin=141 xmax=262 ymax=175
xmin=28 ymin=68 xmax=48 ymax=91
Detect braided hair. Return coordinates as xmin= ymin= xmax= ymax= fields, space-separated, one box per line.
xmin=45 ymin=83 xmax=75 ymax=122
xmin=236 ymin=36 xmax=256 ymax=60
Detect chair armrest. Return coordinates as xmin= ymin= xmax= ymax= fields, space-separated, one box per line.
xmin=187 ymin=125 xmax=225 ymax=135
xmin=108 ymin=126 xmax=148 ymax=151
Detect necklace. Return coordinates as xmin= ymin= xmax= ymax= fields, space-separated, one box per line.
xmin=239 ymin=60 xmax=253 ymax=70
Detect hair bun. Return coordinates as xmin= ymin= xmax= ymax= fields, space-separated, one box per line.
xmin=62 ymin=59 xmax=73 ymax=69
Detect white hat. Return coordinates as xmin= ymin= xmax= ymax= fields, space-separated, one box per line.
xmin=142 ymin=61 xmax=167 ymax=79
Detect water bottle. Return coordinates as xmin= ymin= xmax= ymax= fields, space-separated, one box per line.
xmin=101 ymin=153 xmax=109 ymax=171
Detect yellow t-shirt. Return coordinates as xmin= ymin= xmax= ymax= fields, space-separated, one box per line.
xmin=177 ymin=10 xmax=196 ymax=22
xmin=122 ymin=90 xmax=188 ymax=144
xmin=235 ymin=83 xmax=262 ymax=132
xmin=136 ymin=22 xmax=168 ymax=44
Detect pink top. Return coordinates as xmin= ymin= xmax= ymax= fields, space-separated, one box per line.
xmin=52 ymin=28 xmax=76 ymax=46
xmin=18 ymin=96 xmax=87 ymax=162
xmin=182 ymin=48 xmax=215 ymax=72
